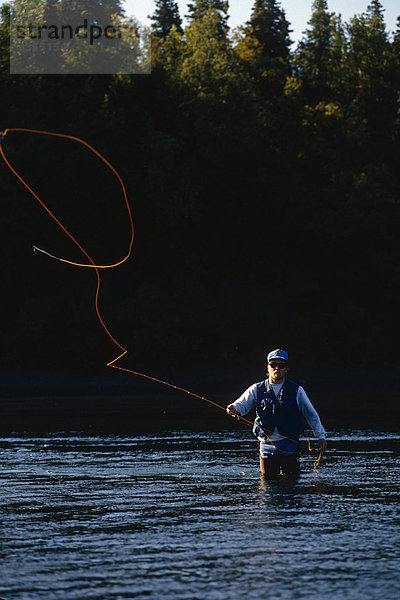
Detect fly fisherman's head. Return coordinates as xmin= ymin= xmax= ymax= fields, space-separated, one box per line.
xmin=266 ymin=348 xmax=288 ymax=384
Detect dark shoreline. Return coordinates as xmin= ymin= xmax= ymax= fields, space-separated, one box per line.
xmin=1 ymin=366 xmax=399 ymax=434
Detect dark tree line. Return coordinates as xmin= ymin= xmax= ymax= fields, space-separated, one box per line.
xmin=1 ymin=0 xmax=400 ymax=373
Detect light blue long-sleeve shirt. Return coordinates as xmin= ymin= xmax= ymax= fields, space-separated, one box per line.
xmin=231 ymin=379 xmax=326 ymax=441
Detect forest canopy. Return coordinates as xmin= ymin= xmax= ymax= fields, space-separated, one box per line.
xmin=1 ymin=0 xmax=400 ymax=372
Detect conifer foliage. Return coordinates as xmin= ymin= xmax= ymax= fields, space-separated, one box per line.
xmin=295 ymin=0 xmax=335 ymax=98
xmin=187 ymin=0 xmax=229 ymax=19
xmin=186 ymin=0 xmax=229 ymax=31
xmin=150 ymin=0 xmax=183 ymax=39
xmin=247 ymin=0 xmax=292 ymax=59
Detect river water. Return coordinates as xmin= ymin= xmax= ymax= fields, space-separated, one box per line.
xmin=0 ymin=429 xmax=399 ymax=600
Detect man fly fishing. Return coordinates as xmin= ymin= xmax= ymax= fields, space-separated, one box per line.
xmin=226 ymin=349 xmax=327 ymax=479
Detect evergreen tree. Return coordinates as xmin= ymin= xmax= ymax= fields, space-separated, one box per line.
xmin=150 ymin=0 xmax=183 ymax=38
xmin=347 ymin=0 xmax=391 ymax=131
xmin=392 ymin=17 xmax=400 ymax=145
xmin=295 ymin=0 xmax=336 ymax=100
xmin=0 ymin=3 xmax=10 ymax=75
xmin=393 ymin=15 xmax=400 ymax=46
xmin=288 ymin=2 xmax=348 ymax=189
xmin=186 ymin=0 xmax=229 ymax=34
xmin=348 ymin=0 xmax=388 ymax=60
xmin=247 ymin=0 xmax=291 ymax=59
xmin=392 ymin=15 xmax=400 ymax=75
xmin=367 ymin=0 xmax=385 ymax=21
xmin=161 ymin=24 xmax=186 ymax=76
xmin=329 ymin=14 xmax=348 ymax=99
xmin=180 ymin=6 xmax=231 ymax=95
xmin=233 ymin=0 xmax=292 ymax=101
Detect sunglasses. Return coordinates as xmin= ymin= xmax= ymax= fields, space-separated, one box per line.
xmin=269 ymin=362 xmax=287 ymax=369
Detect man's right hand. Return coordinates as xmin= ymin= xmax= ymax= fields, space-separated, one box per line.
xmin=226 ymin=404 xmax=240 ymax=420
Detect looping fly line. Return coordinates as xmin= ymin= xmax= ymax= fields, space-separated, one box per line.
xmin=0 ymin=127 xmax=322 ymax=471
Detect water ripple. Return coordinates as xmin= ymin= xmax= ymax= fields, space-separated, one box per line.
xmin=0 ymin=429 xmax=399 ymax=600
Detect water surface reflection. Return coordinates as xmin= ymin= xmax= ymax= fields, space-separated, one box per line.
xmin=0 ymin=430 xmax=399 ymax=600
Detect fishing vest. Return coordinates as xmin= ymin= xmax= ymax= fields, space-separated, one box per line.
xmin=253 ymin=378 xmax=304 ymax=440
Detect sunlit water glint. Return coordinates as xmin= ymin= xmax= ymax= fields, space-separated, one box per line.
xmin=0 ymin=430 xmax=399 ymax=599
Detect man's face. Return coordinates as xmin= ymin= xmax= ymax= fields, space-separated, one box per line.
xmin=267 ymin=361 xmax=288 ymax=383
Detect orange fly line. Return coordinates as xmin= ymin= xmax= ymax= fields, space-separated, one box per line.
xmin=0 ymin=127 xmax=321 ymax=470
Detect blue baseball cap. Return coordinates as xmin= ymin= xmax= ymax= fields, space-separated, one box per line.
xmin=267 ymin=349 xmax=289 ymax=363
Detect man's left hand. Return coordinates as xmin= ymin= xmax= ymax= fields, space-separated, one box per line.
xmin=318 ymin=439 xmax=327 ymax=451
